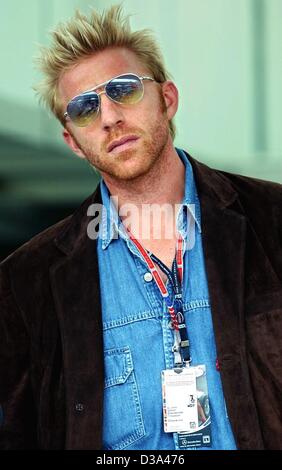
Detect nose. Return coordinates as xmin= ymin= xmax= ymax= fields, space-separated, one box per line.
xmin=99 ymin=92 xmax=124 ymax=131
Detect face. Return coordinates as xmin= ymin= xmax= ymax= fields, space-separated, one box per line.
xmin=59 ymin=47 xmax=178 ymax=183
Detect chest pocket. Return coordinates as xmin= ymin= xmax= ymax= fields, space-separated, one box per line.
xmin=103 ymin=347 xmax=145 ymax=450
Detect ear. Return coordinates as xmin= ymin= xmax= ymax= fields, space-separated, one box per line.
xmin=160 ymin=81 xmax=179 ymax=120
xmin=62 ymin=128 xmax=86 ymax=159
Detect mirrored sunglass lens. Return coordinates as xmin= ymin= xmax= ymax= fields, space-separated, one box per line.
xmin=67 ymin=92 xmax=99 ymax=126
xmin=106 ymin=74 xmax=143 ymax=104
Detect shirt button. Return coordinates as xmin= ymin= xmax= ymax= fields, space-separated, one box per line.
xmin=144 ymin=272 xmax=153 ymax=282
xmin=75 ymin=403 xmax=84 ymax=412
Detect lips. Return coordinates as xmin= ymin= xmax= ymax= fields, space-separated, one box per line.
xmin=108 ymin=135 xmax=139 ymax=153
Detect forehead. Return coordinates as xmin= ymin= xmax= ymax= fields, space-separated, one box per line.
xmin=58 ymin=47 xmax=150 ymax=103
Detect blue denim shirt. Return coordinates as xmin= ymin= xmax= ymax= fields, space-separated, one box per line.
xmin=97 ymin=148 xmax=237 ymax=450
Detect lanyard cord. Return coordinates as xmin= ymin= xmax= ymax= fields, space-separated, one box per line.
xmin=126 ymin=229 xmax=191 ymax=365
xmin=150 ymin=253 xmax=190 ymax=364
xmin=150 ymin=254 xmax=176 ymax=291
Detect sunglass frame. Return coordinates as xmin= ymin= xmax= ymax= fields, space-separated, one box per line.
xmin=63 ymin=72 xmax=155 ymax=124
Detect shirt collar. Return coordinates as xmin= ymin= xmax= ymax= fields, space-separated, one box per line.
xmin=99 ymin=147 xmax=202 ymax=250
xmin=175 ymin=148 xmax=202 ymax=235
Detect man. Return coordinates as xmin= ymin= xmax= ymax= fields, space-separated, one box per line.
xmin=0 ymin=5 xmax=281 ymax=450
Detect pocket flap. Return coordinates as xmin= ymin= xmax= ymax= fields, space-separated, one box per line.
xmin=104 ymin=347 xmax=133 ymax=388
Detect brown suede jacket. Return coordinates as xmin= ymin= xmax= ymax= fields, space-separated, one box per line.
xmin=0 ymin=154 xmax=281 ymax=450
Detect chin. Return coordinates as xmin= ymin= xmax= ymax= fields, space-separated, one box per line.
xmin=111 ymin=160 xmax=153 ymax=181
xmin=107 ymin=151 xmax=150 ymax=177
xmin=111 ymin=168 xmax=148 ymax=181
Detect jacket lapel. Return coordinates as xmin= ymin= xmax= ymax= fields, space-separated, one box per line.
xmin=190 ymin=156 xmax=264 ymax=448
xmin=49 ymin=187 xmax=104 ymax=450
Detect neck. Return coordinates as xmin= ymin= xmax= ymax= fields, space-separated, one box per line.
xmin=102 ymin=144 xmax=185 ymax=243
xmin=102 ymin=146 xmax=185 ymax=210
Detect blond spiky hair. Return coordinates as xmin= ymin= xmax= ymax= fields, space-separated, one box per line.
xmin=34 ymin=4 xmax=176 ymax=140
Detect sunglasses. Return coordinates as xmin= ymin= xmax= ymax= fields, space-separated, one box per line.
xmin=63 ymin=73 xmax=156 ymax=127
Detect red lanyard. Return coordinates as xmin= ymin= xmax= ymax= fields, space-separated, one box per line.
xmin=126 ymin=228 xmax=184 ymax=331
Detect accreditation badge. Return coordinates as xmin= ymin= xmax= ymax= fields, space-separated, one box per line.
xmin=161 ymin=365 xmax=211 ymax=448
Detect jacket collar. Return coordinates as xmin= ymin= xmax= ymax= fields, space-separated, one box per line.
xmin=188 ymin=154 xmax=239 ymax=209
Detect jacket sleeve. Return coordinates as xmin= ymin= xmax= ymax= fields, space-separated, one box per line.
xmin=0 ymin=262 xmax=37 ymax=449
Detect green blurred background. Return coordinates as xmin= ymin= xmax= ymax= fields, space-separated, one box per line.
xmin=0 ymin=0 xmax=281 ymax=260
